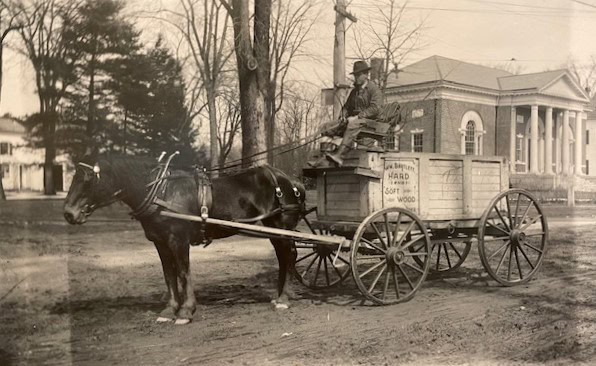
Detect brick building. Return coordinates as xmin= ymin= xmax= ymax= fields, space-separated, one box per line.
xmin=385 ymin=55 xmax=592 ymax=176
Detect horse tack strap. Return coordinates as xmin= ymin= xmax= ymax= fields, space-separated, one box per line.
xmin=262 ymin=166 xmax=303 ymax=213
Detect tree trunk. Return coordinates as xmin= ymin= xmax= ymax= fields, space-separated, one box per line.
xmin=87 ymin=51 xmax=96 ymax=147
xmin=0 ymin=43 xmax=5 ymax=200
xmin=206 ymin=87 xmax=220 ymax=177
xmin=265 ymin=83 xmax=275 ymax=165
xmin=43 ymin=110 xmax=57 ymax=195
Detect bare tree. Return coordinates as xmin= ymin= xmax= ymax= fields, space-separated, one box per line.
xmin=352 ymin=0 xmax=426 ymax=92
xmin=164 ymin=0 xmax=234 ymax=172
xmin=12 ymin=0 xmax=81 ymax=195
xmin=265 ymin=0 xmax=318 ymax=164
xmin=215 ymin=84 xmax=241 ymax=167
xmin=0 ymin=0 xmax=26 ymax=201
xmin=220 ymin=0 xmax=270 ymax=168
xmin=567 ymin=56 xmax=596 ymax=98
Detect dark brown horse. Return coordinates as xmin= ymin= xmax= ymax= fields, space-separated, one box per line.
xmin=63 ymin=154 xmax=305 ymax=325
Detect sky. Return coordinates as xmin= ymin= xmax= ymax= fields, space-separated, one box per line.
xmin=2 ymin=0 xmax=596 ymax=117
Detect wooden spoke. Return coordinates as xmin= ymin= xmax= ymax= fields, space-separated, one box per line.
xmin=371 ymin=222 xmax=388 ymax=250
xmin=514 ymin=247 xmax=523 ymax=280
xmin=311 ymin=256 xmax=323 ymax=286
xmin=494 ymin=244 xmax=509 ymax=274
xmin=435 ymin=244 xmax=442 ymax=271
xmin=296 ymin=251 xmax=317 ymax=264
xmin=494 ymin=205 xmax=510 ymax=231
xmin=404 ymin=251 xmax=429 ymax=257
xmin=400 ymin=234 xmax=426 ymax=251
xmin=402 ymin=261 xmax=425 ymax=274
xmin=323 ymin=256 xmax=331 ymax=287
xmin=359 ymin=259 xmax=387 ymax=279
xmin=335 ymin=254 xmax=351 ymax=266
xmin=368 ymin=264 xmax=387 ymax=293
xmin=486 ymin=220 xmax=510 ymax=235
xmin=382 ymin=269 xmax=391 ymax=301
xmin=488 ymin=240 xmax=511 ymax=261
xmin=384 ymin=213 xmax=392 ymax=247
xmin=449 ymin=243 xmax=463 ymax=259
xmin=301 ymin=253 xmax=319 ymax=277
xmin=507 ymin=246 xmax=513 ymax=281
xmin=516 ymin=201 xmax=533 ymax=229
xmin=391 ymin=213 xmax=402 ymax=247
xmin=523 ymin=242 xmax=543 ymax=254
xmin=392 ymin=268 xmax=400 ymax=299
xmin=397 ymin=264 xmax=415 ymax=290
xmin=361 ymin=237 xmax=386 ymax=254
xmin=395 ymin=221 xmax=416 ymax=248
xmin=443 ymin=244 xmax=452 ymax=268
xmin=513 ymin=193 xmax=521 ymax=228
xmin=483 ymin=236 xmax=510 ymax=242
xmin=517 ymin=245 xmax=536 ymax=270
xmin=520 ymin=215 xmax=542 ymax=231
xmin=505 ymin=195 xmax=514 ymax=230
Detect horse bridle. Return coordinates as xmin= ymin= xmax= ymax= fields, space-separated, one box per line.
xmin=77 ymin=162 xmax=125 ymax=216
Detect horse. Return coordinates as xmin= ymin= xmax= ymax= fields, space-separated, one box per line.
xmin=63 ymin=153 xmax=305 ymax=325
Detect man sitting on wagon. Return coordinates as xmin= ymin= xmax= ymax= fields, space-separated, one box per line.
xmin=309 ymin=60 xmax=384 ymax=167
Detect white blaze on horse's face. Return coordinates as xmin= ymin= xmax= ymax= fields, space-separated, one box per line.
xmin=63 ymin=163 xmax=98 ymax=225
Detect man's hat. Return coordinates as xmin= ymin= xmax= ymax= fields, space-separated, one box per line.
xmin=350 ymin=60 xmax=371 ymax=75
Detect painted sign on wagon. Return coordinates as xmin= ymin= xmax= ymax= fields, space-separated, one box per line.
xmin=383 ymin=159 xmax=419 ymax=212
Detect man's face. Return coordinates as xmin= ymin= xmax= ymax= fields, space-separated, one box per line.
xmin=354 ymin=71 xmax=368 ymax=85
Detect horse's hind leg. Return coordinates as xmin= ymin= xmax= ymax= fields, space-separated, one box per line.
xmin=170 ymin=236 xmax=197 ymax=325
xmin=270 ymin=238 xmax=297 ymax=310
xmin=154 ymin=241 xmax=181 ymax=322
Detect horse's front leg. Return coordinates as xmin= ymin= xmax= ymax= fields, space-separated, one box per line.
xmin=270 ymin=238 xmax=297 ymax=310
xmin=154 ymin=241 xmax=181 ymax=322
xmin=170 ymin=235 xmax=197 ymax=325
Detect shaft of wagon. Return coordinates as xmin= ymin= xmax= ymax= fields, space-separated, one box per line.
xmin=160 ymin=211 xmax=349 ymax=247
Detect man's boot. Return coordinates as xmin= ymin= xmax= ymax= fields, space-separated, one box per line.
xmin=325 ymin=144 xmax=349 ymax=167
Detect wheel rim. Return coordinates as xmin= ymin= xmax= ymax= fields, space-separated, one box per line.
xmin=294 ymin=228 xmax=351 ymax=289
xmin=478 ymin=189 xmax=548 ymax=286
xmin=429 ymin=241 xmax=471 ymax=272
xmin=351 ymin=208 xmax=431 ymax=305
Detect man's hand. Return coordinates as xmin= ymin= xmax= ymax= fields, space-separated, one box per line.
xmin=347 ymin=116 xmax=358 ymax=124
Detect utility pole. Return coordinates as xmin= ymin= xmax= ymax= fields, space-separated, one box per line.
xmin=333 ymin=0 xmax=356 ymax=119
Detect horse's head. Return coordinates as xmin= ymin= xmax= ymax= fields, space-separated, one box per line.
xmin=63 ymin=157 xmax=121 ymax=224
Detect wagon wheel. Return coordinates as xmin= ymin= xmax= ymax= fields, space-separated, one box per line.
xmin=429 ymin=241 xmax=472 ymax=273
xmin=478 ymin=189 xmax=548 ymax=286
xmin=294 ymin=228 xmax=351 ymax=289
xmin=351 ymin=207 xmax=431 ymax=305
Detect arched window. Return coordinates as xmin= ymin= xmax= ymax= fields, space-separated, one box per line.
xmin=465 ymin=121 xmax=475 ymax=155
xmin=460 ymin=110 xmax=484 ymax=155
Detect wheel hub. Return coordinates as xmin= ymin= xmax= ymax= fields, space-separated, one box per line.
xmin=386 ymin=247 xmax=405 ymax=265
xmin=510 ymin=230 xmax=526 ymax=246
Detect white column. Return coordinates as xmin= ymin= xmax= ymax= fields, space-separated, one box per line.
xmin=460 ymin=133 xmax=465 ymax=155
xmin=555 ymin=113 xmax=561 ymax=173
xmin=562 ymin=110 xmax=570 ymax=175
xmin=539 ymin=138 xmax=545 ymax=172
xmin=544 ymin=107 xmax=554 ymax=174
xmin=575 ymin=112 xmax=583 ymax=175
xmin=510 ymin=107 xmax=517 ymax=172
xmin=530 ymin=105 xmax=539 ymax=174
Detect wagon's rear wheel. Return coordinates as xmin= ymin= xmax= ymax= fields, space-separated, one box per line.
xmin=294 ymin=228 xmax=351 ymax=289
xmin=429 ymin=241 xmax=472 ymax=273
xmin=351 ymin=207 xmax=431 ymax=305
xmin=478 ymin=189 xmax=548 ymax=286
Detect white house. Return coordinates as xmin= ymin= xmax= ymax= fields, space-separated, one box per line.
xmin=0 ymin=116 xmax=71 ymax=192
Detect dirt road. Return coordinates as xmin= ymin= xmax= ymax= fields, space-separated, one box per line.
xmin=1 ymin=202 xmax=596 ymax=365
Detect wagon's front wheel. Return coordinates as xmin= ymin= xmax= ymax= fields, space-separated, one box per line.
xmin=294 ymin=227 xmax=351 ymax=289
xmin=478 ymin=189 xmax=548 ymax=286
xmin=429 ymin=241 xmax=471 ymax=273
xmin=351 ymin=207 xmax=431 ymax=305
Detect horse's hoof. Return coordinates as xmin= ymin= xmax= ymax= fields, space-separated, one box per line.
xmin=156 ymin=316 xmax=173 ymax=323
xmin=270 ymin=300 xmax=289 ymax=310
xmin=175 ymin=318 xmax=192 ymax=325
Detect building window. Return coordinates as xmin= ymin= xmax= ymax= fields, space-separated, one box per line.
xmin=412 ymin=108 xmax=424 ymax=118
xmin=587 ymin=129 xmax=590 ymax=145
xmin=0 ymin=142 xmax=12 ymax=155
xmin=412 ymin=132 xmax=423 ymax=152
xmin=516 ymin=135 xmax=523 ymax=162
xmin=516 ymin=115 xmax=524 ymax=124
xmin=465 ymin=121 xmax=475 ymax=155
xmin=1 ymin=164 xmax=9 ymax=178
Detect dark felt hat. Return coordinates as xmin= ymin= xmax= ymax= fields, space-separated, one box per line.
xmin=350 ymin=60 xmax=372 ymax=75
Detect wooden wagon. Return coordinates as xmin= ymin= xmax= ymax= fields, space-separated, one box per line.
xmin=295 ymin=148 xmax=549 ymax=304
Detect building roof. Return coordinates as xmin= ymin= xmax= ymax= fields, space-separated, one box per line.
xmin=386 ymin=55 xmax=585 ymax=98
xmin=387 ymin=55 xmax=513 ymax=90
xmin=0 ymin=117 xmax=26 ymax=134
